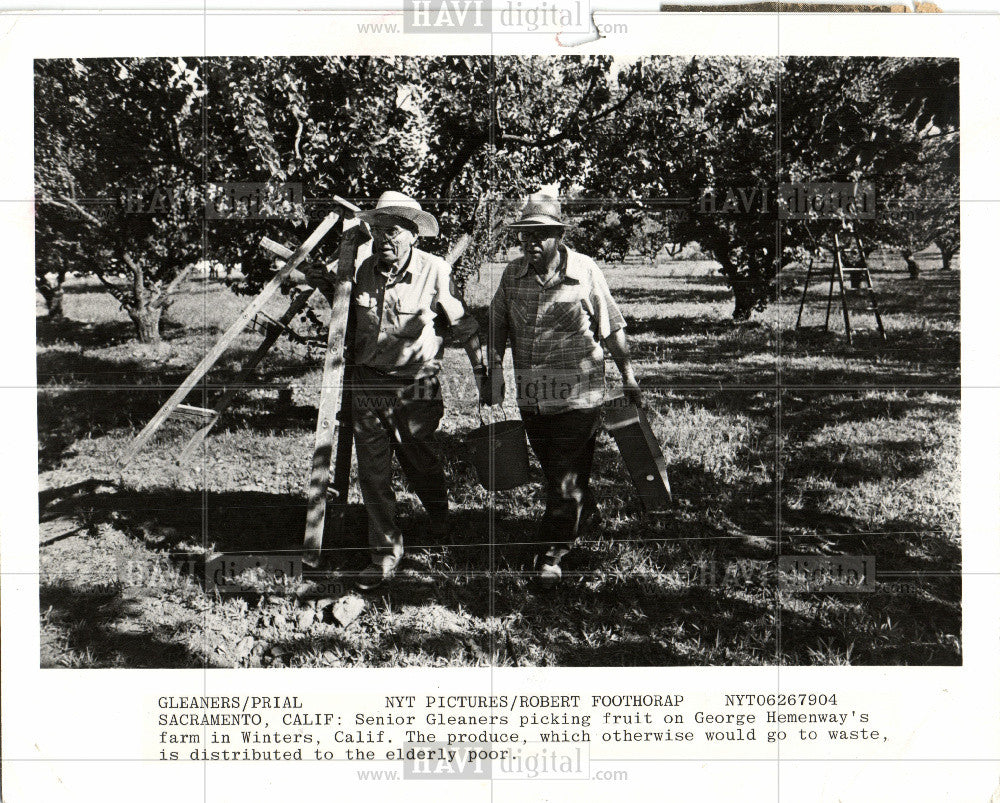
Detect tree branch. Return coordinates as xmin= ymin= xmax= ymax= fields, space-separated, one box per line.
xmin=151 ymin=261 xmax=195 ymax=309
xmin=498 ymin=79 xmax=647 ymax=151
xmin=293 ymin=118 xmax=304 ymax=161
xmin=122 ymin=252 xmax=146 ymax=306
xmin=438 ymin=130 xmax=489 ymax=198
xmin=94 ymin=271 xmax=133 ymax=310
xmin=43 ymin=194 xmax=106 ymax=227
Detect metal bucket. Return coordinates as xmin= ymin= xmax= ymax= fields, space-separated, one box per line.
xmin=467 ymin=410 xmax=530 ymax=491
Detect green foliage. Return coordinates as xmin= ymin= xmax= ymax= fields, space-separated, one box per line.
xmin=37 ymin=55 xmax=959 ymax=332
xmin=35 ymin=58 xmax=206 ymax=341
xmin=584 ymin=57 xmax=783 ymax=318
xmin=781 ymin=57 xmax=959 ymax=272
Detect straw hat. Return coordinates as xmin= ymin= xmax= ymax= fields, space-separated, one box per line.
xmin=356 ymin=191 xmax=439 ymax=237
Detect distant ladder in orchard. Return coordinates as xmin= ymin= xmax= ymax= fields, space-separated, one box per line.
xmin=795 ymin=229 xmax=887 ymax=346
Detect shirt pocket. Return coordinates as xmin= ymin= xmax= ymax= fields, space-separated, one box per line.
xmin=387 ymin=301 xmax=430 ymax=340
xmin=541 ymin=294 xmax=590 ymax=336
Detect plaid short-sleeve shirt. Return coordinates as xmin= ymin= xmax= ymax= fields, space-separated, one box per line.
xmin=489 ymin=245 xmax=626 ymax=413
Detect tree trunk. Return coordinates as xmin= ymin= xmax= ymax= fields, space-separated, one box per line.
xmin=39 ymin=284 xmax=66 ymax=318
xmin=38 ymin=271 xmax=67 ymax=318
xmin=731 ymin=280 xmax=756 ymax=321
xmin=48 ymin=285 xmax=65 ymax=318
xmin=902 ymin=250 xmax=919 ymax=280
xmin=129 ymin=304 xmax=163 ymax=343
xmin=937 ymin=244 xmax=954 ymax=270
xmin=119 ymin=253 xmax=163 ymax=343
xmin=712 ymin=250 xmax=754 ymax=321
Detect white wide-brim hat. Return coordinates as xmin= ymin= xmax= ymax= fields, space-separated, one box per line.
xmin=356 ymin=191 xmax=439 ymax=237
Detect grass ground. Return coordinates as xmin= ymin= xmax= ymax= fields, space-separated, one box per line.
xmin=37 ymin=250 xmax=960 ymax=667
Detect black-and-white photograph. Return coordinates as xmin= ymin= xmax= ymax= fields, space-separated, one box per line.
xmin=35 ymin=54 xmax=960 ymax=668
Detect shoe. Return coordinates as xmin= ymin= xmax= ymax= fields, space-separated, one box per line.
xmin=533 ymin=548 xmax=569 ymax=589
xmin=355 ymin=553 xmax=401 ymax=591
xmin=537 ymin=561 xmax=562 ymax=588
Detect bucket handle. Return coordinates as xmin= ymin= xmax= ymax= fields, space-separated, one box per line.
xmin=477 ymin=403 xmax=508 ymax=428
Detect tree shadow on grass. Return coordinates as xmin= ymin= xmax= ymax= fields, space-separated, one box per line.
xmin=779 ymin=266 xmax=958 ymax=313
xmin=37 ymin=386 xmax=184 ymax=471
xmin=774 ymin=482 xmax=960 ymax=665
xmin=611 ymin=286 xmax=735 ymax=307
xmin=39 ymin=474 xmax=781 ymax=667
xmin=39 ymin=584 xmax=204 ymax=668
xmin=35 ymin=383 xmax=308 ymax=472
xmin=40 ymin=480 xmax=330 ymax=555
xmin=196 ymin=398 xmax=320 ymax=437
xmin=778 ymin=511 xmax=960 ymax=575
xmin=626 ymin=314 xmax=772 ymax=342
xmin=778 ymin=389 xmax=960 ymax=560
xmin=38 ymin=481 xmax=517 ymax=572
xmin=37 ymin=329 xmax=319 ymax=387
xmin=778 ymin=328 xmax=959 ymax=387
xmin=256 ymin=626 xmax=499 ymax=668
xmin=315 ymin=567 xmax=777 ymax=667
xmin=773 ymin=388 xmax=961 ymax=665
xmin=38 ymin=476 xmax=959 ymax=666
xmin=37 ymin=374 xmax=959 ymax=667
xmin=37 ymin=349 xmax=204 ymax=386
xmin=806 ymin=386 xmax=959 ymax=415
xmin=780 ymin=389 xmax=958 ymax=440
xmin=37 ymin=317 xmax=137 ymax=351
xmin=785 ymin=439 xmax=936 ymax=487
xmin=776 ymin=589 xmax=961 ymax=666
xmin=498 ymin=574 xmax=775 ymax=666
xmin=866 ymin=273 xmax=960 ymax=318
xmin=36 ymin=371 xmax=323 ymax=473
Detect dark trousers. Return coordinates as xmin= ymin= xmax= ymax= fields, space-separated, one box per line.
xmin=352 ymin=365 xmax=447 ymax=556
xmin=521 ymin=405 xmax=602 ymax=553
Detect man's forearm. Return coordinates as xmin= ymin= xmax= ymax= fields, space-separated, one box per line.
xmin=446 ymin=313 xmax=486 ymax=369
xmin=605 ymin=328 xmax=636 ymax=382
xmin=463 ymin=332 xmax=487 ymax=369
xmin=487 ymin=324 xmax=508 ymax=369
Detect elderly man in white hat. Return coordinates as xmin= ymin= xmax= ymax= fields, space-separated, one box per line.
xmin=483 ymin=192 xmax=642 ymax=587
xmin=305 ymin=191 xmax=489 ymax=590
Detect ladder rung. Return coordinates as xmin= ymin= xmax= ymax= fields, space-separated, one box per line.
xmin=260 ymin=237 xmax=295 ymax=260
xmin=171 ymin=403 xmax=216 ymax=423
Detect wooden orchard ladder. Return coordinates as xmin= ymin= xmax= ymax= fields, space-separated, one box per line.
xmin=302 ymin=219 xmax=365 ymax=563
xmin=120 ymin=199 xmax=357 ymax=467
xmin=847 ymin=231 xmax=888 ymax=341
xmin=121 ymin=194 xmax=473 ymax=566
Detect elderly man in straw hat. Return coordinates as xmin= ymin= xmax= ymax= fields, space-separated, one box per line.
xmin=482 ymin=192 xmax=643 ymax=587
xmin=305 ymin=191 xmax=489 ymax=590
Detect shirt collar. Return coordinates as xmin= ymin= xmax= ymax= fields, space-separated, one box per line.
xmin=378 ymin=248 xmax=415 ymax=286
xmin=512 ymin=245 xmax=582 ymax=286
